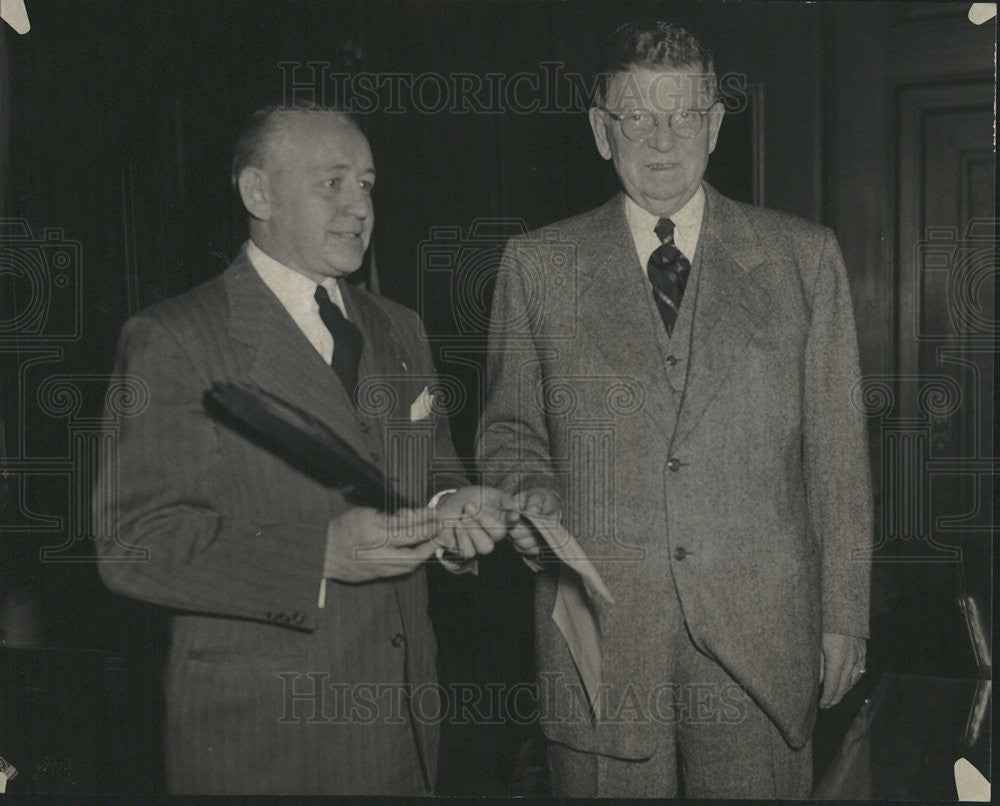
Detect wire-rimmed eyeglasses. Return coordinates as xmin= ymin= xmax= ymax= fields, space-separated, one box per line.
xmin=600 ymin=106 xmax=717 ymax=141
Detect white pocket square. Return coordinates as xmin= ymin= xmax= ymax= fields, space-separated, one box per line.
xmin=410 ymin=386 xmax=435 ymax=422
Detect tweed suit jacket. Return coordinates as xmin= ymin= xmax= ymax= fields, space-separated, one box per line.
xmin=478 ymin=184 xmax=873 ymax=757
xmin=95 ymin=246 xmax=466 ymax=794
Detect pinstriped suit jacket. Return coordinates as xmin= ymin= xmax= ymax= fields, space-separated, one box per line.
xmin=95 ymin=246 xmax=466 ymax=794
xmin=478 ymin=184 xmax=873 ymax=757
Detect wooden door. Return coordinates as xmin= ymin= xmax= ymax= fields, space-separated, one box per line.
xmin=830 ymin=3 xmax=995 ymax=676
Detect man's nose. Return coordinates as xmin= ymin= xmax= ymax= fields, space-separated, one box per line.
xmin=647 ymin=116 xmax=676 ymax=152
xmin=342 ymin=187 xmax=371 ymax=219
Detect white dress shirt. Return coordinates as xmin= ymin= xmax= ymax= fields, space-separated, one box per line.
xmin=624 ymin=183 xmax=705 ymax=275
xmin=247 ymin=239 xmax=348 ymax=363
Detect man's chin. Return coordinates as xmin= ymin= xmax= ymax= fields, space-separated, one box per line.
xmin=322 ymin=251 xmax=366 ymax=278
xmin=326 ymin=265 xmax=362 ymax=279
xmin=632 ymin=183 xmax=696 ymax=215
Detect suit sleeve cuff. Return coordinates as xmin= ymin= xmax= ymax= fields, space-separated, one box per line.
xmin=428 ymin=488 xmax=457 ymax=508
xmin=519 ymin=552 xmax=545 ymax=573
xmin=435 ymin=550 xmax=478 ymax=575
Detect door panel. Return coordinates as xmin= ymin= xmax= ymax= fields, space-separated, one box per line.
xmin=832 ymin=5 xmax=994 ymax=677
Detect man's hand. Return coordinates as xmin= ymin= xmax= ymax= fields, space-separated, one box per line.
xmin=819 ymin=632 xmax=867 ymax=708
xmin=324 ymin=506 xmax=441 ymax=583
xmin=433 ymin=485 xmax=520 ymax=560
xmin=507 ymin=488 xmax=562 ymax=559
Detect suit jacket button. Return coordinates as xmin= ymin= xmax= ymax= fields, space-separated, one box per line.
xmin=292 ymin=611 xmax=305 ymax=624
xmin=391 ymin=633 xmax=406 ymax=647
xmin=665 ymin=355 xmax=678 ymax=367
xmin=674 ymin=546 xmax=687 ymax=561
xmin=667 ymin=458 xmax=681 ymax=472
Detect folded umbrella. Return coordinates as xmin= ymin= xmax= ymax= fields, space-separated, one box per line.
xmin=206 ymin=381 xmax=417 ymax=510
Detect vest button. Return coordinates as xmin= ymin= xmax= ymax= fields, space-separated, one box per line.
xmin=667 ymin=458 xmax=681 ymax=472
xmin=674 ymin=546 xmax=687 ymax=561
xmin=391 ymin=633 xmax=406 ymax=647
xmin=665 ymin=355 xmax=678 ymax=367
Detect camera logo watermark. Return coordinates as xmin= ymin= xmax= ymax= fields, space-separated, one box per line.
xmin=913 ymin=221 xmax=996 ymax=341
xmin=0 ymin=220 xmax=81 ymax=343
xmin=0 ymin=220 xmax=141 ymax=563
xmin=417 ymin=219 xmax=579 ymax=343
xmin=0 ymin=219 xmax=152 ymax=563
xmin=853 ymin=218 xmax=998 ymax=562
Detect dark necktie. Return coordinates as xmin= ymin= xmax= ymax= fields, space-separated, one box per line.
xmin=647 ymin=217 xmax=692 ymax=336
xmin=314 ymin=284 xmax=364 ymax=402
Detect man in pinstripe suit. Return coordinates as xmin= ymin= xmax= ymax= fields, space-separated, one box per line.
xmin=95 ymin=105 xmax=514 ymax=794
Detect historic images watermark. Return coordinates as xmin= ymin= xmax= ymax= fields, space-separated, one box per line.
xmin=277 ymin=673 xmax=749 ymax=728
xmin=277 ymin=61 xmax=751 ymax=115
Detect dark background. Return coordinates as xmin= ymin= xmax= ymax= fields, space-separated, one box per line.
xmin=0 ymin=0 xmax=994 ymax=795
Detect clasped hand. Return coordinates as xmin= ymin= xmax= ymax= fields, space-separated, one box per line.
xmin=434 ymin=486 xmax=562 ymax=562
xmin=324 ymin=485 xmax=522 ymax=583
xmin=505 ymin=488 xmax=561 ymax=559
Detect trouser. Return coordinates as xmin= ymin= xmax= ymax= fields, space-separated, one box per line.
xmin=548 ymin=624 xmax=813 ymax=799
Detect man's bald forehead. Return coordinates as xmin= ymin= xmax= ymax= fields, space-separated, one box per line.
xmin=231 ymin=105 xmax=363 ymax=186
xmin=259 ymin=109 xmax=361 ymax=164
xmin=269 ymin=107 xmax=358 ymax=137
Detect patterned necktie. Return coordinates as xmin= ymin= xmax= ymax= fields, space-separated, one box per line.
xmin=314 ymin=284 xmax=364 ymax=402
xmin=647 ymin=217 xmax=692 ymax=336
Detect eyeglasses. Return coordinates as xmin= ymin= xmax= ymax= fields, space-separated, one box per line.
xmin=600 ymin=106 xmax=716 ymax=141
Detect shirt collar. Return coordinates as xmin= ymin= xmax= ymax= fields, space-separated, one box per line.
xmin=624 ymin=183 xmax=706 ymax=263
xmin=246 ymin=239 xmax=345 ymax=318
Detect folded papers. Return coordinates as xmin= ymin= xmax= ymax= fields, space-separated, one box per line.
xmin=522 ymin=512 xmax=613 ymax=716
xmin=521 ymin=512 xmax=613 ymax=604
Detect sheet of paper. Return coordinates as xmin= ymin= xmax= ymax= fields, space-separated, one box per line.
xmin=0 ymin=756 xmax=17 ymax=793
xmin=552 ymin=571 xmax=604 ymax=717
xmin=520 ymin=511 xmax=614 ymax=603
xmin=409 ymin=385 xmax=435 ymax=422
xmin=955 ymin=758 xmax=990 ymax=802
xmin=520 ymin=511 xmax=612 ymax=715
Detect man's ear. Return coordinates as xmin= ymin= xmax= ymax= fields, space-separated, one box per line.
xmin=237 ymin=166 xmax=272 ymax=221
xmin=588 ymin=107 xmax=613 ymax=161
xmin=706 ymin=101 xmax=726 ymax=155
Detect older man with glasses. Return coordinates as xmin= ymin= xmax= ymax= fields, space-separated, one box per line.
xmin=478 ymin=20 xmax=872 ymax=798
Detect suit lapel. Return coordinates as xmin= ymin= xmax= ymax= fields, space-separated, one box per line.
xmin=577 ymin=196 xmax=679 ymax=438
xmin=671 ymin=185 xmax=771 ymax=449
xmin=340 ymin=281 xmax=409 ymax=395
xmin=225 ymin=250 xmax=373 ymax=464
xmin=340 ymin=281 xmax=414 ymax=461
